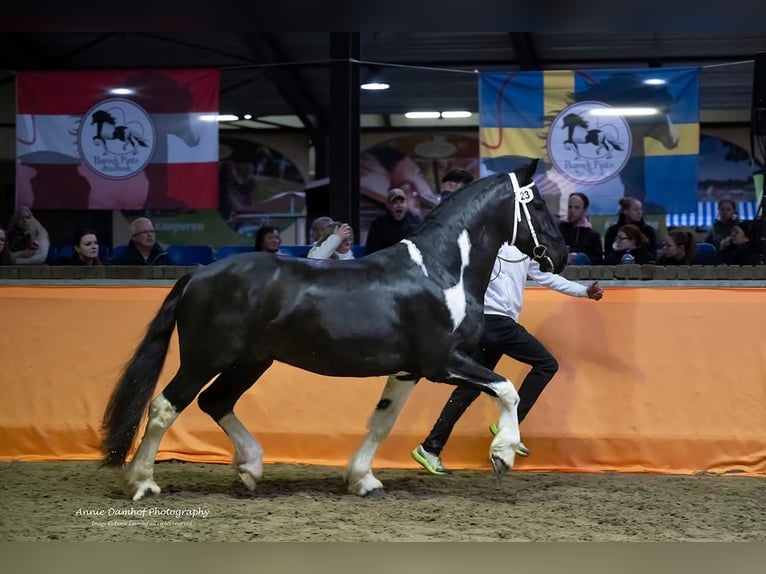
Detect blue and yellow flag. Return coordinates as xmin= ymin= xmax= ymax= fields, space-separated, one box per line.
xmin=479 ymin=68 xmax=699 ymax=216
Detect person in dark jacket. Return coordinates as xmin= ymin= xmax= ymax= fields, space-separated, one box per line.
xmin=704 ymin=199 xmax=740 ymax=250
xmin=439 ymin=169 xmax=474 ymax=199
xmin=719 ymin=222 xmax=763 ymax=265
xmin=55 ymin=228 xmax=104 ymax=266
xmin=559 ymin=192 xmax=603 ymax=265
xmin=603 ymin=197 xmax=657 ymax=260
xmin=111 ymin=217 xmax=173 ymax=265
xmin=364 ymin=188 xmax=420 ymax=255
xmin=604 ymin=223 xmax=654 ymax=265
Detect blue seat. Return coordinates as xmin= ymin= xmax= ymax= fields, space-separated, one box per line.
xmin=692 ymin=242 xmax=721 ymax=265
xmin=44 ymin=245 xmax=58 ymax=265
xmin=216 ymin=245 xmax=253 ymax=260
xmin=279 ymin=245 xmax=311 ymax=258
xmin=351 ymin=245 xmax=366 ymax=258
xmin=109 ymin=245 xmax=128 ymax=263
xmin=167 ymin=245 xmax=215 ymax=266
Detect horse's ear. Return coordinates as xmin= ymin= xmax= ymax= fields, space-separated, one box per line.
xmin=521 ymin=158 xmax=539 ymax=184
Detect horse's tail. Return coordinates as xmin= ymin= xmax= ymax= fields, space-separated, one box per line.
xmin=101 ymin=272 xmax=193 ymax=467
xmin=609 ymin=139 xmax=624 ymax=151
xmin=135 ymin=136 xmax=148 ymax=147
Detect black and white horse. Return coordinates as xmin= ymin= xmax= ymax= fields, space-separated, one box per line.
xmin=562 ymin=112 xmax=624 ymax=159
xmin=101 ymin=159 xmax=568 ymax=500
xmin=91 ymin=110 xmax=149 ymax=154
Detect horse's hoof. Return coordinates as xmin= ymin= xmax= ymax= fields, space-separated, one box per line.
xmin=490 ymin=455 xmax=509 ymax=479
xmin=238 ymin=472 xmax=257 ymax=491
xmin=363 ymin=488 xmax=386 ymax=499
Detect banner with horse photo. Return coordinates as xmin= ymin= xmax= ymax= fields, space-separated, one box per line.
xmin=16 ymin=69 xmax=220 ymax=210
xmin=479 ymin=68 xmax=700 ymax=216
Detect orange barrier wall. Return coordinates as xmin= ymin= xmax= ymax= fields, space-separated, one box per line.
xmin=1 ymin=285 xmax=765 ymax=475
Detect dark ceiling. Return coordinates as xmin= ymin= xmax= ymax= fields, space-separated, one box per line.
xmin=2 ymin=32 xmax=765 ymax=131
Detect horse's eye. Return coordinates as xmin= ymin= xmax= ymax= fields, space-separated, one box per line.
xmin=531 ymin=198 xmax=546 ymax=209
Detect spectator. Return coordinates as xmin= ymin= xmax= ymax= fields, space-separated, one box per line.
xmin=704 ymin=199 xmax=740 ymax=250
xmin=56 ymin=228 xmax=104 ymax=266
xmin=657 ymin=230 xmax=696 ymax=265
xmin=0 ymin=226 xmax=14 ymax=265
xmin=603 ymin=197 xmax=657 ymax=260
xmin=719 ymin=223 xmax=762 ymax=265
xmin=559 ymin=192 xmax=603 ymax=265
xmin=307 ymin=221 xmax=355 ymax=260
xmin=6 ymin=206 xmax=50 ymax=265
xmin=254 ymin=225 xmax=282 ymax=254
xmin=439 ymin=169 xmax=474 ymax=199
xmin=111 ymin=217 xmax=173 ymax=265
xmin=604 ymin=223 xmax=654 ymax=265
xmin=364 ymin=188 xmax=420 ymax=255
xmin=410 ymin=243 xmax=604 ymax=475
xmin=310 ymin=216 xmax=334 ymax=244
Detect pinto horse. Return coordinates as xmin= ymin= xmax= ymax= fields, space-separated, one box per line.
xmin=561 ymin=112 xmax=624 ymax=159
xmin=101 ymin=159 xmax=568 ymax=500
xmin=91 ymin=110 xmax=149 ymax=154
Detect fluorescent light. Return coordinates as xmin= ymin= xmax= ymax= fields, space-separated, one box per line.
xmin=589 ymin=107 xmax=658 ymax=117
xmin=405 ymin=111 xmax=441 ymax=119
xmin=644 ymin=78 xmax=666 ymax=85
xmin=361 ymin=81 xmax=390 ymax=91
xmin=441 ymin=111 xmax=472 ymax=118
xmin=109 ymin=88 xmax=134 ymax=95
xmin=243 ymin=114 xmax=253 ymax=120
xmin=200 ymin=114 xmax=240 ymax=122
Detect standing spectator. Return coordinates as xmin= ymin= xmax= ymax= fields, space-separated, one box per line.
xmin=0 ymin=226 xmax=15 ymax=265
xmin=559 ymin=192 xmax=603 ymax=265
xmin=254 ymin=225 xmax=282 ymax=254
xmin=111 ymin=217 xmax=173 ymax=265
xmin=657 ymin=230 xmax=697 ymax=265
xmin=704 ymin=199 xmax=740 ymax=250
xmin=364 ymin=188 xmax=420 ymax=255
xmin=56 ymin=228 xmax=104 ymax=266
xmin=307 ymin=221 xmax=355 ymax=260
xmin=604 ymin=223 xmax=654 ymax=265
xmin=411 ymin=243 xmax=604 ymax=475
xmin=603 ymin=197 xmax=657 ymax=260
xmin=6 ymin=206 xmax=50 ymax=265
xmin=439 ymin=169 xmax=474 ymax=199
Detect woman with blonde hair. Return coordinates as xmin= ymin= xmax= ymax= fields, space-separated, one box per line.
xmin=7 ymin=206 xmax=50 ymax=265
xmin=307 ymin=221 xmax=355 ymax=260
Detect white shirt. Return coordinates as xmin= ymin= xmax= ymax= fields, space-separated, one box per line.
xmin=483 ymin=244 xmax=587 ymax=321
xmin=307 ymin=234 xmax=355 ymax=260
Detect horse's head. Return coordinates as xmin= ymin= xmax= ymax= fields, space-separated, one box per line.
xmin=91 ymin=110 xmax=115 ymax=125
xmin=506 ymin=160 xmax=568 ymax=274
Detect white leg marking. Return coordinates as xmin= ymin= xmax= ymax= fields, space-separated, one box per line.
xmin=219 ymin=413 xmax=264 ymax=491
xmin=488 ymin=379 xmax=521 ymax=470
xmin=442 ymin=230 xmax=471 ymax=331
xmin=401 ymin=239 xmax=429 ymax=277
xmin=122 ymin=394 xmax=178 ymax=501
xmin=345 ymin=375 xmax=416 ymax=496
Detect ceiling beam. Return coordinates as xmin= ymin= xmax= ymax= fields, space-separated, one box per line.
xmin=508 ymin=33 xmax=539 ymax=70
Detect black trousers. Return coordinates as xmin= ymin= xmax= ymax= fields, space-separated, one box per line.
xmin=422 ymin=314 xmax=559 ymax=456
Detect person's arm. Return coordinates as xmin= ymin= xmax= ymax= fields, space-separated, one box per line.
xmin=307 ymin=234 xmax=342 ymax=259
xmin=14 ymin=234 xmax=49 ymax=264
xmin=527 ymin=259 xmax=588 ymax=297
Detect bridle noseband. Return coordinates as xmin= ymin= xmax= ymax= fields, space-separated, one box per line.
xmin=501 ymin=171 xmax=554 ymax=270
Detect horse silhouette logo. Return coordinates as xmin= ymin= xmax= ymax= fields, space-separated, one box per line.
xmin=78 ymin=99 xmax=155 ymax=180
xmin=548 ymin=101 xmax=632 ymax=185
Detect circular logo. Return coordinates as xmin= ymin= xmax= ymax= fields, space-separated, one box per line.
xmin=79 ymin=99 xmax=155 ymax=180
xmin=547 ymin=101 xmax=632 ymax=185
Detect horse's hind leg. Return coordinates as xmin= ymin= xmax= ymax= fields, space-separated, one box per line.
xmin=345 ymin=373 xmax=417 ymax=497
xmin=197 ymin=359 xmax=273 ymax=492
xmin=122 ymin=366 xmax=214 ymax=501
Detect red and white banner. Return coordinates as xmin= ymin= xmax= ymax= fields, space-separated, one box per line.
xmin=16 ymin=69 xmax=220 ymax=210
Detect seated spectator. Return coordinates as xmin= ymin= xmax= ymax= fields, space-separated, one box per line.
xmin=719 ymin=223 xmax=762 ymax=265
xmin=603 ymin=197 xmax=657 ymax=260
xmin=307 ymin=221 xmax=355 ymax=260
xmin=111 ymin=217 xmax=173 ymax=265
xmin=559 ymin=192 xmax=603 ymax=265
xmin=657 ymin=230 xmax=697 ymax=265
xmin=439 ymin=169 xmax=474 ymax=199
xmin=0 ymin=225 xmax=15 ymax=265
xmin=254 ymin=225 xmax=282 ymax=254
xmin=365 ymin=188 xmax=420 ymax=255
xmin=310 ymin=216 xmax=334 ymax=244
xmin=704 ymin=199 xmax=740 ymax=250
xmin=56 ymin=228 xmax=104 ymax=266
xmin=604 ymin=223 xmax=654 ymax=265
xmin=6 ymin=206 xmax=50 ymax=265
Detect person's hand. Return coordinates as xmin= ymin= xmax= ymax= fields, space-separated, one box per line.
xmin=586 ymin=280 xmax=603 ymax=301
xmin=30 ymin=240 xmax=39 ymax=251
xmin=333 ymin=223 xmax=352 ymax=241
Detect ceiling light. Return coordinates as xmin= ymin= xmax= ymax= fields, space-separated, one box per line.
xmin=109 ymin=88 xmax=134 ymax=95
xmin=200 ymin=114 xmax=240 ymax=122
xmin=441 ymin=111 xmax=472 ymax=118
xmin=405 ymin=111 xmax=441 ymax=119
xmin=243 ymin=114 xmax=253 ymax=120
xmin=589 ymin=107 xmax=658 ymax=117
xmin=360 ymin=66 xmax=390 ymax=91
xmin=644 ymin=78 xmax=666 ymax=85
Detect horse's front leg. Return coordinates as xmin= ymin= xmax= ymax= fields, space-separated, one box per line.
xmin=440 ymin=352 xmax=520 ymax=478
xmin=345 ymin=373 xmax=417 ymax=498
